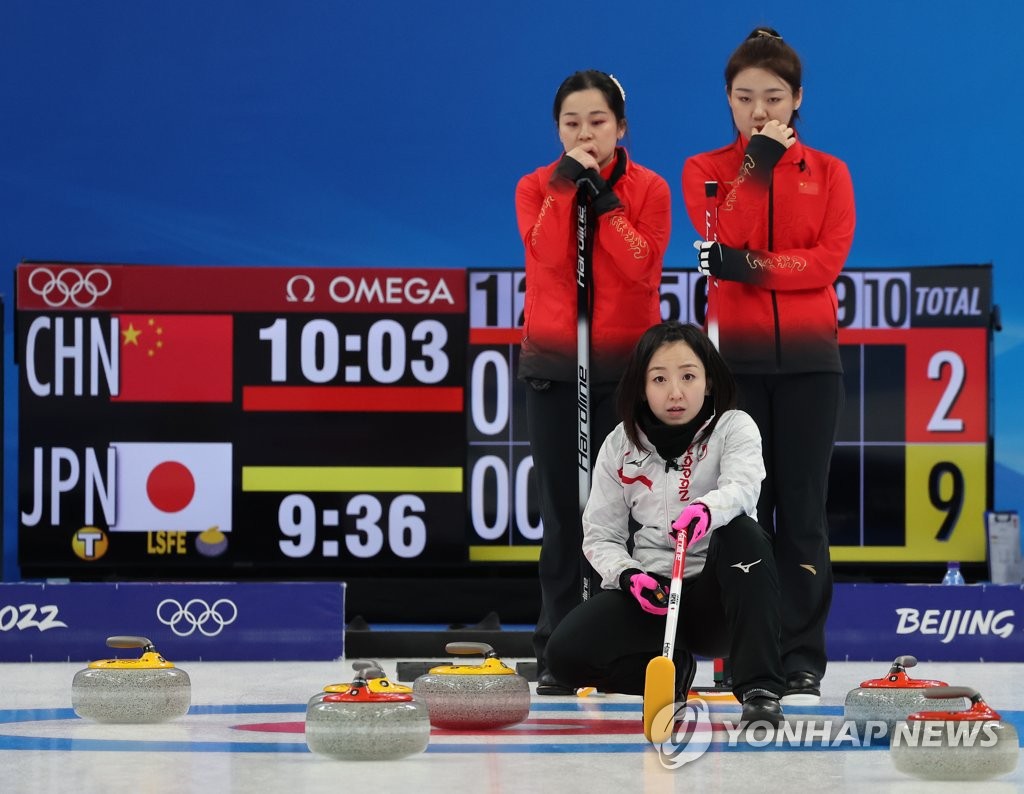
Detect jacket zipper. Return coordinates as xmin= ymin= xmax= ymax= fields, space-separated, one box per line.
xmin=768 ymin=179 xmax=782 ymax=368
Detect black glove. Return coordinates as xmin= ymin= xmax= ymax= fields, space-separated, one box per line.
xmin=694 ymin=240 xmax=723 ymax=277
xmin=693 ymin=239 xmax=758 ymax=282
xmin=553 ymin=153 xmax=587 ymax=184
xmin=743 ymin=134 xmax=788 ymax=186
xmin=552 ymin=155 xmax=622 ymax=216
xmin=575 ymin=168 xmax=622 ymax=216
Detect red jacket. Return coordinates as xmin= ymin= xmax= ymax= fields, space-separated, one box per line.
xmin=516 ymin=149 xmax=670 ymax=382
xmin=682 ymin=135 xmax=855 ymax=373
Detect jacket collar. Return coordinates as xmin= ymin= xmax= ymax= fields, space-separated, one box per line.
xmin=634 ymin=409 xmax=717 ymax=461
xmin=600 ymin=147 xmax=628 ymax=185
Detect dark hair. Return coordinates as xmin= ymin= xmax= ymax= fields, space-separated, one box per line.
xmin=725 ymin=27 xmax=802 ymax=124
xmin=616 ymin=321 xmax=737 ymax=452
xmin=552 ymin=70 xmax=627 ymax=129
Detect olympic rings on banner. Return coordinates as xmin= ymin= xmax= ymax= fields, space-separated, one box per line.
xmin=27 ymin=267 xmax=112 ymax=308
xmin=156 ymin=598 xmax=239 ymax=637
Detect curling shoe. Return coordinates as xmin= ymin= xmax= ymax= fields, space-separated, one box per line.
xmin=536 ymin=670 xmax=574 ymax=696
xmin=740 ymin=694 xmax=784 ymax=728
xmin=781 ymin=671 xmax=821 ymax=706
xmin=675 ymin=651 xmax=697 ymax=701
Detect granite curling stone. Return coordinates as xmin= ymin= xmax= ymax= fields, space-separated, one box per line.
xmin=72 ymin=636 xmax=191 ymax=723
xmin=305 ymin=663 xmax=429 ymax=761
xmin=844 ymin=654 xmax=967 ymax=736
xmin=891 ymin=686 xmax=1019 ymax=781
xmin=413 ymin=642 xmax=530 ymax=730
xmin=308 ymin=661 xmax=412 ymax=706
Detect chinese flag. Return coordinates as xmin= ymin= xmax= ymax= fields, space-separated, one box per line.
xmin=112 ymin=314 xmax=233 ymax=403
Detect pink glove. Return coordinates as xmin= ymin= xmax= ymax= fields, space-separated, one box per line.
xmin=619 ymin=569 xmax=668 ymax=615
xmin=672 ymin=502 xmax=711 ymax=546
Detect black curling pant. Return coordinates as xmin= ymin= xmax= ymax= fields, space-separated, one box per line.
xmin=525 ymin=378 xmax=619 ymax=672
xmin=545 ymin=515 xmax=786 ymax=701
xmin=734 ymin=372 xmax=844 ymax=681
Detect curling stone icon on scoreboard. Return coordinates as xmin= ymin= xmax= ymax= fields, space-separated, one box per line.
xmin=72 ymin=636 xmax=191 ymax=723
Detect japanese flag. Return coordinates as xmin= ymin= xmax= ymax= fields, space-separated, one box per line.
xmin=110 ymin=442 xmax=233 ymax=533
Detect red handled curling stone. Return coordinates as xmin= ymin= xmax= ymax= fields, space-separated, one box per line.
xmin=413 ymin=642 xmax=530 ymax=729
xmin=891 ymin=686 xmax=1019 ymax=781
xmin=307 ymin=661 xmax=412 ymax=706
xmin=305 ymin=662 xmax=429 ymax=761
xmin=72 ymin=636 xmax=191 ymax=723
xmin=843 ymin=655 xmax=967 ymax=735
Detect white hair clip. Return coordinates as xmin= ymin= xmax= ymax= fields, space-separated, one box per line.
xmin=609 ymin=74 xmax=626 ymax=102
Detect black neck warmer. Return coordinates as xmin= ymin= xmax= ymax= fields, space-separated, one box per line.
xmin=638 ymin=400 xmax=715 ymax=469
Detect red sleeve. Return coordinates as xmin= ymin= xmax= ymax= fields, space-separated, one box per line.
xmin=683 ymin=149 xmax=770 ymax=247
xmin=515 ymin=169 xmax=575 ymax=277
xmin=594 ymin=172 xmax=671 ymax=287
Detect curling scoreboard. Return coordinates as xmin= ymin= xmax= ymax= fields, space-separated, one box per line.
xmin=15 ymin=262 xmax=993 ymax=577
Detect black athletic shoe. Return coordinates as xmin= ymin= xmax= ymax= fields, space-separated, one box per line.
xmin=740 ymin=695 xmax=784 ymax=727
xmin=675 ymin=651 xmax=697 ymax=701
xmin=781 ymin=671 xmax=821 ymax=705
xmin=536 ymin=670 xmax=574 ymax=696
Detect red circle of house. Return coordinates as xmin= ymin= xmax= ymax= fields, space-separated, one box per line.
xmin=146 ymin=461 xmax=196 ymax=513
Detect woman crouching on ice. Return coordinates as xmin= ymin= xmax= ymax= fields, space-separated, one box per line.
xmin=546 ymin=320 xmax=786 ymax=725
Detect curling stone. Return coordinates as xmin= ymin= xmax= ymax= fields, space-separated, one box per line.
xmin=308 ymin=661 xmax=413 ymax=706
xmin=891 ymin=686 xmax=1019 ymax=781
xmin=413 ymin=642 xmax=530 ymax=730
xmin=844 ymin=655 xmax=967 ymax=735
xmin=195 ymin=527 xmax=228 ymax=557
xmin=72 ymin=636 xmax=190 ymax=723
xmin=305 ymin=662 xmax=430 ymax=761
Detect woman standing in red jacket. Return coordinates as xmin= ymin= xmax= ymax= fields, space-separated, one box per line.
xmin=516 ymin=70 xmax=670 ymax=694
xmin=683 ymin=28 xmax=855 ymax=704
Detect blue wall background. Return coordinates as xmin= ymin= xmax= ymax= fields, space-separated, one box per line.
xmin=2 ymin=1 xmax=1020 ymax=580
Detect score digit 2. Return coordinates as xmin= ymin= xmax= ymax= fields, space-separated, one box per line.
xmin=829 ymin=267 xmax=992 ymax=563
xmin=902 ymin=327 xmax=988 ymax=561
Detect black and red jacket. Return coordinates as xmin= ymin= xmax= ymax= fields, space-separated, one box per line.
xmin=516 ymin=148 xmax=670 ymax=383
xmin=682 ymin=134 xmax=855 ymax=374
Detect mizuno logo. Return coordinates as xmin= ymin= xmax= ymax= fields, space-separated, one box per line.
xmin=731 ymin=559 xmax=762 ymax=574
xmin=625 ymin=450 xmax=653 ymax=467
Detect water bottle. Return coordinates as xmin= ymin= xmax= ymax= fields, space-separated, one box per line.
xmin=941 ymin=561 xmax=966 ymax=585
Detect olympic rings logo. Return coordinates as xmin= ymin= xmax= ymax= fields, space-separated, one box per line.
xmin=156 ymin=598 xmax=238 ymax=637
xmin=27 ymin=267 xmax=112 ymax=308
